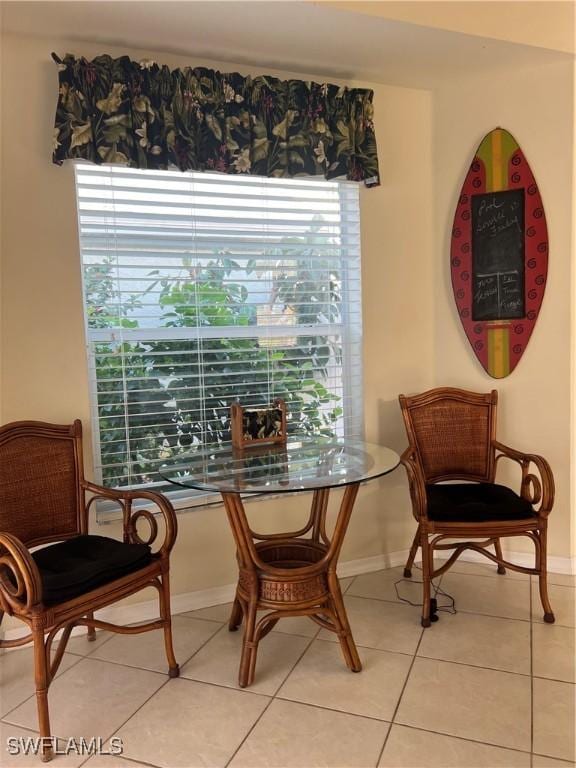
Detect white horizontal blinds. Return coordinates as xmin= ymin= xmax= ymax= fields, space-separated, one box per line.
xmin=75 ymin=164 xmax=362 ymax=492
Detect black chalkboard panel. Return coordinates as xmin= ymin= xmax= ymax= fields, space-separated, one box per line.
xmin=472 ymin=189 xmax=525 ymax=321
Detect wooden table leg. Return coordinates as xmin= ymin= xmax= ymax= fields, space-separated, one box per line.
xmin=228 ymin=595 xmax=244 ymax=631
xmin=323 ymin=484 xmax=362 ymax=672
xmin=327 ymin=568 xmax=362 ymax=672
xmin=311 ymin=488 xmax=330 ymax=544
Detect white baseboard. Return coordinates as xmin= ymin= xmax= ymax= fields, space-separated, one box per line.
xmin=2 ymin=547 xmax=574 ymax=645
xmin=337 ymin=548 xmax=576 ymax=576
xmin=440 ymin=548 xmax=576 ymax=575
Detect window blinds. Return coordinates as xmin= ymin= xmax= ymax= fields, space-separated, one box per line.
xmin=75 ymin=164 xmax=363 ymax=496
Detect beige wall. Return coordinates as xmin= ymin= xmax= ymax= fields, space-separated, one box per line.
xmin=0 ymin=33 xmax=435 ymax=601
xmin=431 ymin=57 xmax=575 ymax=558
xmin=572 ymin=56 xmax=576 ymax=562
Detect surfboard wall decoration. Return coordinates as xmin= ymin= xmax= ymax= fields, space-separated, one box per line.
xmin=450 ymin=127 xmax=548 ymax=378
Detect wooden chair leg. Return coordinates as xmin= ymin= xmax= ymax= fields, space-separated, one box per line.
xmin=537 ymin=527 xmax=555 ymax=623
xmin=86 ymin=611 xmax=97 ymax=642
xmin=159 ymin=573 xmax=179 ymax=677
xmin=420 ymin=532 xmax=432 ymax=628
xmin=404 ymin=524 xmax=421 ymax=578
xmin=228 ymin=595 xmax=244 ymax=632
xmin=238 ymin=598 xmax=258 ymax=688
xmin=33 ymin=629 xmax=53 ymax=762
xmin=494 ymin=539 xmax=506 ymax=575
xmin=328 ymin=571 xmax=362 ymax=672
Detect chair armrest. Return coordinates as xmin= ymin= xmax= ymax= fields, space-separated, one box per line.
xmin=492 ymin=440 xmax=555 ymax=516
xmin=82 ymin=482 xmax=178 ymax=557
xmin=0 ymin=532 xmax=43 ymax=614
xmin=400 ymin=447 xmax=428 ymax=522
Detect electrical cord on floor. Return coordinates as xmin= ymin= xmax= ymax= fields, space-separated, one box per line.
xmin=394 ymin=564 xmax=456 ymax=621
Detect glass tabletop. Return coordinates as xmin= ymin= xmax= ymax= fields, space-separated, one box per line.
xmin=159 ymin=437 xmax=400 ymax=494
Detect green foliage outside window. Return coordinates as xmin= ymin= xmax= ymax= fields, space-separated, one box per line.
xmin=87 ymin=225 xmax=343 ymax=488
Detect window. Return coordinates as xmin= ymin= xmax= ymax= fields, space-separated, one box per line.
xmin=75 ymin=165 xmax=363 ymax=500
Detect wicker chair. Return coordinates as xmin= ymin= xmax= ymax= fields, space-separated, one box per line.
xmin=399 ymin=388 xmax=555 ymax=627
xmin=0 ymin=420 xmax=179 ymax=761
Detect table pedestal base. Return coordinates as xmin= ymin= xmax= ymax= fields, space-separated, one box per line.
xmin=222 ymin=485 xmax=362 ymax=688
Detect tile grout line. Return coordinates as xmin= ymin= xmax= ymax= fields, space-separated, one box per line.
xmin=374 ymin=598 xmax=427 ymax=766
xmin=0 ymin=721 xmax=40 ymax=735
xmin=94 ymin=616 xmax=239 ymax=768
xmin=345 ymin=588 xmax=536 ymax=624
xmin=223 ymin=574 xmax=355 ymax=766
xmin=223 ymin=628 xmax=320 ymax=766
xmin=152 ymin=673 xmax=272 ymax=700
xmin=0 ymin=652 xmax=172 ymax=727
xmin=374 ymin=564 xmax=528 ymax=767
xmin=268 ymin=699 xmax=391 ymax=726
xmin=303 ymin=636 xmax=416 ymax=658
xmin=100 ymin=753 xmax=166 ymax=768
xmin=434 ymin=569 xmax=532 ymax=583
xmin=0 ymin=725 xmax=161 ymax=768
xmin=531 ymin=751 xmax=576 ymax=765
xmin=66 ymin=629 xmax=225 ymax=664
xmin=387 ymin=721 xmax=537 ymax=758
xmin=318 ymin=633 xmax=557 ymax=681
xmin=2 ymin=618 xmax=228 ymax=729
xmin=79 ymin=681 xmax=168 ymax=768
xmin=247 ymin=694 xmax=395 ymax=725
xmin=117 ymin=757 xmax=159 ymax=768
xmin=68 ymin=663 xmax=173 ymax=768
xmin=342 ymin=576 xmax=356 ymax=596
xmin=3 ymin=620 xmax=228 ymax=768
xmin=0 ymin=650 xmax=87 ymax=722
xmin=413 ymin=652 xmax=532 ymax=679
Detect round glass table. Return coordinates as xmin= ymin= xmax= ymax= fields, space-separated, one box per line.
xmin=160 ymin=437 xmax=400 ymax=687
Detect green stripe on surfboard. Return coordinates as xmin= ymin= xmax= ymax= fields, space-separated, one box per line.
xmin=476 ymin=128 xmax=519 ymax=193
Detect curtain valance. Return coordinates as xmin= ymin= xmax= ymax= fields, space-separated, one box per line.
xmin=52 ymin=53 xmax=380 ymax=186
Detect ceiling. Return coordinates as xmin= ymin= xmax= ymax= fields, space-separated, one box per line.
xmin=2 ymin=1 xmax=572 ymax=89
xmin=322 ymin=2 xmax=576 ymax=55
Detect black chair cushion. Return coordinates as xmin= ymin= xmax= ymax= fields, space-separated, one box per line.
xmin=426 ymin=483 xmax=536 ymax=523
xmin=33 ymin=535 xmax=152 ymax=605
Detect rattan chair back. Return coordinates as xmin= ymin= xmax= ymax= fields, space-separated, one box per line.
xmin=399 ymin=388 xmax=498 ymax=483
xmin=0 ymin=420 xmax=85 ymax=548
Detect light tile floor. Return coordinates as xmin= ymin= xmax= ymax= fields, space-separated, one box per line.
xmin=1 ymin=564 xmax=574 ymax=767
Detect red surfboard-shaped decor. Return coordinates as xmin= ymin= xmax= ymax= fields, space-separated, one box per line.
xmin=450 ymin=128 xmax=548 ymax=378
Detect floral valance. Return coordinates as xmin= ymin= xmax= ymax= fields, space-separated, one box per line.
xmin=52 ymin=53 xmax=380 ymax=186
